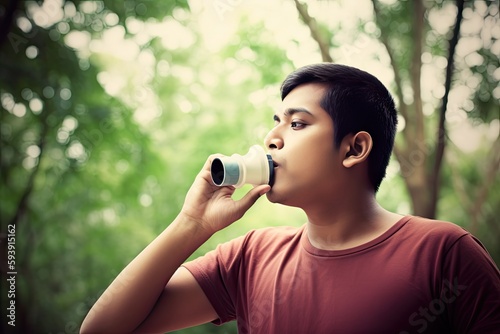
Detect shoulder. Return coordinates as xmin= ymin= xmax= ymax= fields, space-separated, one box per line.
xmin=243 ymin=225 xmax=303 ymax=245
xmin=397 ymin=219 xmax=500 ymax=333
xmin=403 ymin=215 xmax=469 ymax=243
xmin=395 ymin=215 xmax=498 ymax=261
xmin=186 ymin=225 xmax=304 ymax=275
xmin=389 ymin=215 xmax=477 ymax=261
xmin=215 ymin=225 xmax=304 ymax=262
xmin=233 ymin=225 xmax=304 ymax=255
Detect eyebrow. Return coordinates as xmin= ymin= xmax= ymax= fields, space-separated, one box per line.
xmin=274 ymin=107 xmax=314 ymax=121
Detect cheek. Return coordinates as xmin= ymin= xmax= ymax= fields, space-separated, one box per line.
xmin=290 ymin=136 xmax=336 ymax=169
xmin=285 ymin=143 xmax=336 ymax=186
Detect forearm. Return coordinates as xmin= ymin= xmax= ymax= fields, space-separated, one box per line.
xmin=80 ymin=214 xmax=212 ymax=333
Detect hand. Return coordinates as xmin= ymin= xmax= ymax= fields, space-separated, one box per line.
xmin=180 ymin=155 xmax=271 ymax=235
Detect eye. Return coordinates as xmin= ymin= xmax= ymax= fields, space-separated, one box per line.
xmin=273 ymin=115 xmax=280 ymax=126
xmin=291 ymin=121 xmax=306 ymax=130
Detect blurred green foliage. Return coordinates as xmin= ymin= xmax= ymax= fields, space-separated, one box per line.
xmin=0 ymin=1 xmax=498 ymax=333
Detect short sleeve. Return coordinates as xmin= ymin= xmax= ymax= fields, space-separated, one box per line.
xmin=182 ymin=235 xmax=247 ymax=325
xmin=442 ymin=233 xmax=500 ymax=333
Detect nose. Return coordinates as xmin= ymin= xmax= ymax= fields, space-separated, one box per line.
xmin=264 ymin=128 xmax=284 ymax=150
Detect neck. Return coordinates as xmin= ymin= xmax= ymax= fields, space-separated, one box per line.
xmin=304 ymin=189 xmax=402 ymax=250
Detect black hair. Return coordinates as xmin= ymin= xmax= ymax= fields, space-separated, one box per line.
xmin=280 ymin=63 xmax=398 ymax=192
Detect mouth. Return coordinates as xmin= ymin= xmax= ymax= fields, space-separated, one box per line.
xmin=269 ymin=160 xmax=278 ymax=187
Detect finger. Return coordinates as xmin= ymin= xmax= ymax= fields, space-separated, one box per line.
xmin=235 ymin=185 xmax=270 ymax=213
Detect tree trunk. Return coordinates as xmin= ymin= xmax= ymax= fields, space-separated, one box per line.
xmin=0 ymin=0 xmax=20 ymax=50
xmin=294 ymin=0 xmax=333 ymax=63
xmin=429 ymin=0 xmax=465 ymax=217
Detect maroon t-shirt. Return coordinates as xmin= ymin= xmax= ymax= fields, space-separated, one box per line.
xmin=183 ymin=216 xmax=500 ymax=333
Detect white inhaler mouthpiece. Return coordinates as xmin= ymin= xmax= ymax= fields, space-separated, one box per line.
xmin=210 ymin=145 xmax=274 ymax=188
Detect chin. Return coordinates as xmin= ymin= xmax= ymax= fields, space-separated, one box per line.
xmin=265 ymin=186 xmax=286 ymax=204
xmin=265 ymin=189 xmax=279 ymax=203
xmin=265 ymin=187 xmax=302 ymax=208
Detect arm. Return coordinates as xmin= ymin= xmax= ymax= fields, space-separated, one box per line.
xmin=80 ymin=156 xmax=270 ymax=334
xmin=444 ymin=234 xmax=500 ymax=333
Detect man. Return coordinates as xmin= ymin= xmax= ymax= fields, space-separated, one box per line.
xmin=80 ymin=64 xmax=500 ymax=333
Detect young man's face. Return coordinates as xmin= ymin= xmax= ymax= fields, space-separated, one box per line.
xmin=265 ymin=83 xmax=345 ymax=208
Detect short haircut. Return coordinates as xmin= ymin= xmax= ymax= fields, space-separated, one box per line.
xmin=280 ymin=63 xmax=398 ymax=192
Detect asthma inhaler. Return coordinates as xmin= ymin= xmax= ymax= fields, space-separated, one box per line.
xmin=210 ymin=145 xmax=274 ymax=188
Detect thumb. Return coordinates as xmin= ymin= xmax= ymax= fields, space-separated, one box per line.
xmin=236 ymin=185 xmax=271 ymax=213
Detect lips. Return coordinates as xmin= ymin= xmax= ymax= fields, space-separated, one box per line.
xmin=269 ymin=159 xmax=278 ymax=187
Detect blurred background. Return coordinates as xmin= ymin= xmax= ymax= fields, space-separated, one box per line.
xmin=0 ymin=0 xmax=498 ymax=333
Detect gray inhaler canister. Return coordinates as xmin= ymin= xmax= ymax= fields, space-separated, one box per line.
xmin=210 ymin=145 xmax=274 ymax=188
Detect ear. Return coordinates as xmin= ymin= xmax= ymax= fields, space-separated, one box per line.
xmin=342 ymin=131 xmax=373 ymax=168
